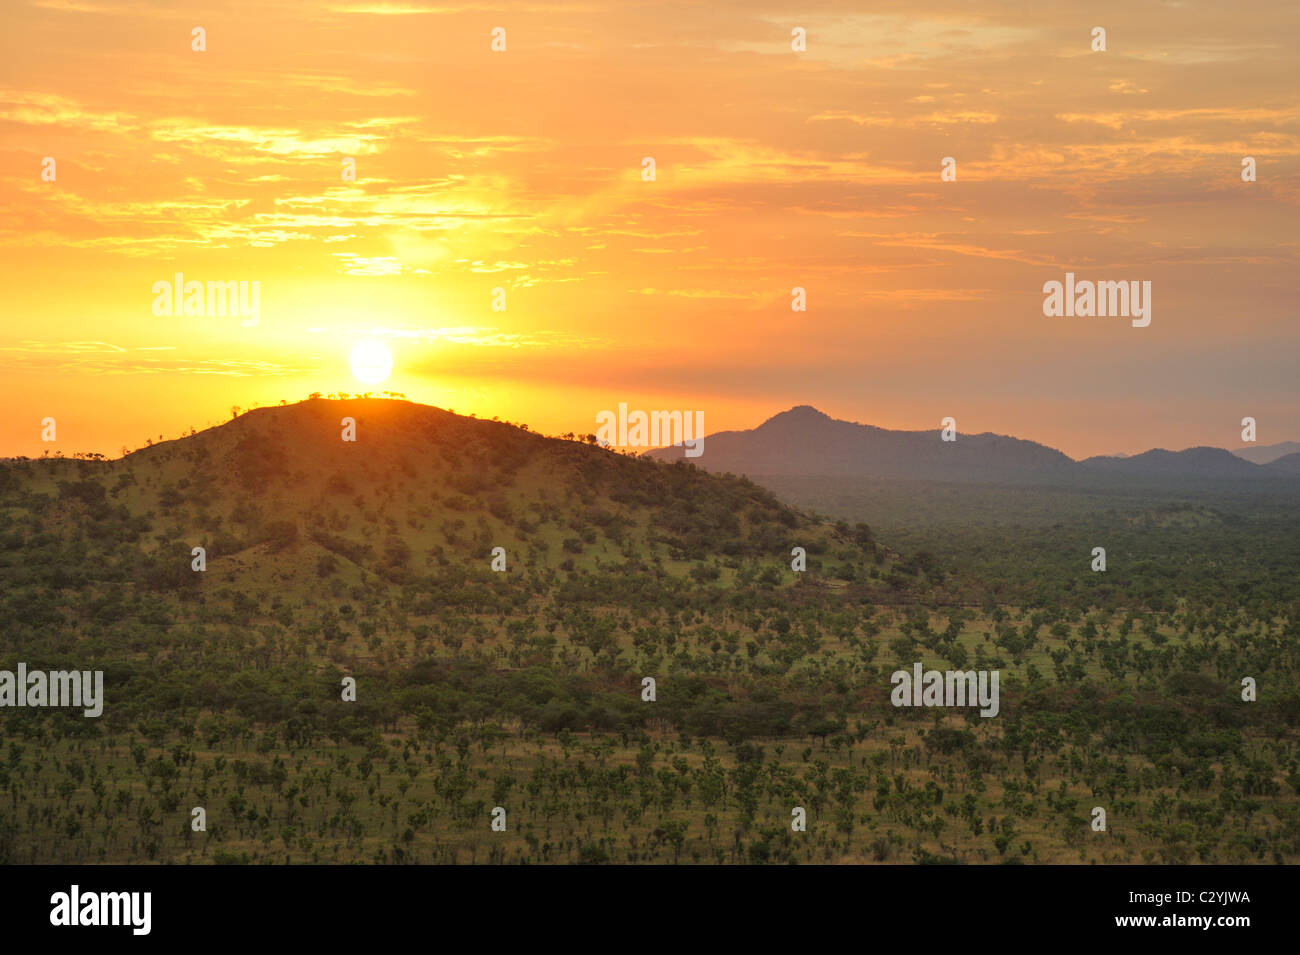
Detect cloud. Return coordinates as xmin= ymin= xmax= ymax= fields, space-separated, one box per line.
xmin=0 ymin=342 xmax=311 ymax=376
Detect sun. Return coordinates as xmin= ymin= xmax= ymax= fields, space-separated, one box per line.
xmin=349 ymin=340 xmax=393 ymax=386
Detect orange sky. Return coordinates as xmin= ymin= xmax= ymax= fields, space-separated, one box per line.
xmin=1 ymin=0 xmax=1297 ymax=459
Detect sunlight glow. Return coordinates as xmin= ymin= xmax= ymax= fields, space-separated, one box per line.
xmin=349 ymin=339 xmax=393 ymax=386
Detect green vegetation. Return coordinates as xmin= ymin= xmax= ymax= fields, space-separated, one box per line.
xmin=756 ymin=475 xmax=1300 ymax=612
xmin=0 ymin=400 xmax=1296 ymax=864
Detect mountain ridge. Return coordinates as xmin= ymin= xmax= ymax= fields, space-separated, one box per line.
xmin=645 ymin=406 xmax=1300 ymax=486
xmin=1232 ymin=440 xmax=1300 ymax=465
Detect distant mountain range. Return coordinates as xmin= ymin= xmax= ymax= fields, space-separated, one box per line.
xmin=645 ymin=406 xmax=1300 ymax=486
xmin=1081 ymin=447 xmax=1264 ymax=480
xmin=1231 ymin=441 xmax=1300 ymax=465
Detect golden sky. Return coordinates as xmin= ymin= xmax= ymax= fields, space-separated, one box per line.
xmin=1 ymin=0 xmax=1296 ymax=458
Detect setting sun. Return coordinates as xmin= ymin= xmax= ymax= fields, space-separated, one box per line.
xmin=349 ymin=340 xmax=393 ymax=386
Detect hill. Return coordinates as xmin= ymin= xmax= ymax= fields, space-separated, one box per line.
xmin=1264 ymin=451 xmax=1300 ymax=474
xmin=1233 ymin=440 xmax=1300 ymax=465
xmin=2 ymin=398 xmax=1297 ymax=868
xmin=645 ymin=405 xmax=1081 ymax=484
xmin=1 ymin=398 xmax=889 ymax=609
xmin=1078 ymin=446 xmax=1263 ymax=480
xmin=647 ymin=406 xmax=1299 ymax=488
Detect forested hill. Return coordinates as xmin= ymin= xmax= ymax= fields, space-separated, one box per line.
xmin=0 ymin=398 xmax=894 ymax=604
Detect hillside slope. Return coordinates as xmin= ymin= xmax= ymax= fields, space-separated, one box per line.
xmin=95 ymin=396 xmax=855 ymax=582
xmin=0 ymin=398 xmax=897 ymax=667
xmin=1 ymin=400 xmax=1296 ymax=868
